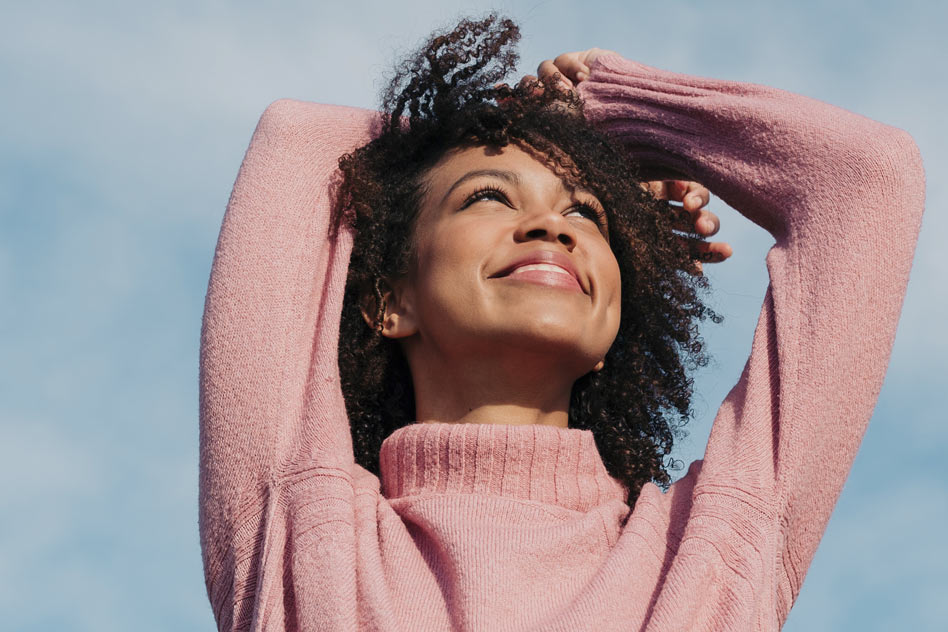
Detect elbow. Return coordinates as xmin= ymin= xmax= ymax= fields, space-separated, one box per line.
xmin=838 ymin=124 xmax=926 ymax=225
xmin=787 ymin=122 xmax=927 ymax=257
xmin=254 ymin=98 xmax=308 ymax=146
xmin=887 ymin=128 xmax=926 ymax=221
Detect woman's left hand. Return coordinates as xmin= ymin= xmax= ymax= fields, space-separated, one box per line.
xmin=529 ymin=53 xmax=733 ymax=273
xmin=642 ymin=180 xmax=733 ymax=273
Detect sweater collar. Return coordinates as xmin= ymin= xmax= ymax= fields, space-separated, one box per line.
xmin=379 ymin=422 xmax=628 ymax=512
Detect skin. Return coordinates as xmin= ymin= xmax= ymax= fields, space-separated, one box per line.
xmin=373 ymin=143 xmax=622 ymax=428
xmin=363 ymin=51 xmax=732 ymax=429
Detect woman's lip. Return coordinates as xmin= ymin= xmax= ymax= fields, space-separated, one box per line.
xmin=497 ymin=267 xmax=584 ymax=292
xmin=490 ymin=251 xmax=586 ymax=294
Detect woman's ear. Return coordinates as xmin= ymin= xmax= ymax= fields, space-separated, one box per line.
xmin=359 ymin=277 xmax=418 ymax=339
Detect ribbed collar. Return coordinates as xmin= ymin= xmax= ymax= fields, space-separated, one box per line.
xmin=379 ymin=422 xmax=628 ymax=512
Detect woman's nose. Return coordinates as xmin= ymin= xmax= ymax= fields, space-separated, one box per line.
xmin=513 ymin=208 xmax=576 ymax=249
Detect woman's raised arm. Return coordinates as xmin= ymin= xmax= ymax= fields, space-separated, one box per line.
xmin=568 ymin=54 xmax=925 ymax=620
xmin=199 ymin=100 xmax=376 ymax=627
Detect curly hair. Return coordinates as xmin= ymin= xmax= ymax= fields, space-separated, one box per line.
xmin=332 ymin=14 xmax=719 ymax=506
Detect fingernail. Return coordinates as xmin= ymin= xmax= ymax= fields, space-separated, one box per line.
xmin=701 ymin=218 xmax=714 ymax=233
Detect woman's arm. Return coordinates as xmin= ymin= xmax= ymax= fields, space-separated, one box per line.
xmin=199 ymin=100 xmax=375 ymax=627
xmin=569 ymin=54 xmax=924 ymax=617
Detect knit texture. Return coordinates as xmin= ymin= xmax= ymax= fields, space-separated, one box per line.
xmin=199 ymin=55 xmax=925 ymax=631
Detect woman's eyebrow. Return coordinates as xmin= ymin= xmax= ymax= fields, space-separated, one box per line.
xmin=440 ymin=169 xmax=522 ymax=205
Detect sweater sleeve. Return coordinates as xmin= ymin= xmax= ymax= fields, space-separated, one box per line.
xmin=198 ymin=100 xmax=377 ymax=628
xmin=578 ymin=56 xmax=925 ymax=618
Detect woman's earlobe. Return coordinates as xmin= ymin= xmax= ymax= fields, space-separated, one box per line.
xmin=359 ymin=277 xmax=418 ymax=339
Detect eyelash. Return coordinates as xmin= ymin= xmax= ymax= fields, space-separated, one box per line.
xmin=462 ymin=185 xmax=608 ymax=229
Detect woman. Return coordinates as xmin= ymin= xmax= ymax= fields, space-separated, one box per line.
xmin=199 ymin=15 xmax=925 ymax=631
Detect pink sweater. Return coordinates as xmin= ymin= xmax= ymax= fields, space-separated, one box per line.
xmin=199 ymin=55 xmax=925 ymax=631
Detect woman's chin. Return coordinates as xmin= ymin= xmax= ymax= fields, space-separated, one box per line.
xmin=499 ymin=298 xmax=615 ymax=350
xmin=416 ymin=290 xmax=618 ymax=371
xmin=477 ymin=315 xmax=611 ymax=370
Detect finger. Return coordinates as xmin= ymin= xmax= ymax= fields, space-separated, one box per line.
xmin=553 ymin=52 xmax=591 ymax=82
xmin=537 ymin=59 xmax=573 ymax=90
xmin=685 ymin=184 xmax=711 ymax=211
xmin=667 ymin=180 xmax=710 ymax=210
xmin=667 ymin=205 xmax=719 ymax=235
xmin=686 ymin=239 xmax=733 ymax=263
xmin=669 ymin=180 xmax=690 ymax=202
xmin=640 ymin=180 xmax=669 ymax=199
xmin=517 ymin=74 xmax=543 ymax=96
xmin=677 ymin=235 xmax=728 ymax=258
xmin=644 ymin=180 xmax=706 ymax=203
xmin=688 ymin=209 xmax=720 ymax=236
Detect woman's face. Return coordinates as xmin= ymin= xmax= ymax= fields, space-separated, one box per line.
xmin=390 ymin=143 xmax=622 ymax=379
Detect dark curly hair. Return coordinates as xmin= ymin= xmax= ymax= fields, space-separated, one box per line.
xmin=332 ymin=14 xmax=719 ymax=506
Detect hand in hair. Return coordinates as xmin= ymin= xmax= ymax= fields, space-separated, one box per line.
xmin=532 ymin=50 xmax=733 ymax=273
xmin=536 ymin=49 xmax=618 ymax=88
xmin=641 ymin=180 xmax=733 ymax=273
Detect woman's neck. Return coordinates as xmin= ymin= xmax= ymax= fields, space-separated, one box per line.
xmin=417 ymin=404 xmax=569 ymax=428
xmin=407 ymin=347 xmax=576 ymax=428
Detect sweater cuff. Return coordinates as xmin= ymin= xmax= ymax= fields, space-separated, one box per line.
xmin=576 ymin=55 xmax=707 ymax=181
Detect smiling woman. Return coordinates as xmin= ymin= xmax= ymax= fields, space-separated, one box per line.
xmin=199 ymin=13 xmax=924 ymax=632
xmin=376 ymin=144 xmax=623 ymax=410
xmin=335 ymin=18 xmax=722 ymax=502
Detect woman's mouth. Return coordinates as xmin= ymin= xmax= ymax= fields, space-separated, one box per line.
xmin=498 ymin=263 xmax=584 ymax=292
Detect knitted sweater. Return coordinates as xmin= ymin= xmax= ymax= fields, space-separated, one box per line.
xmin=199 ymin=55 xmax=925 ymax=631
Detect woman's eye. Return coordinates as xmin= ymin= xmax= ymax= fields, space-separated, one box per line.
xmin=477 ymin=191 xmax=505 ymax=202
xmin=566 ymin=204 xmax=605 ymax=226
xmin=462 ymin=187 xmax=510 ymax=208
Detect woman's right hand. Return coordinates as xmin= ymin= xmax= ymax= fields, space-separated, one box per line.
xmin=512 ymin=49 xmax=617 ymax=94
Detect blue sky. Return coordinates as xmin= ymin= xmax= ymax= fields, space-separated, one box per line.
xmin=1 ymin=1 xmax=944 ymax=630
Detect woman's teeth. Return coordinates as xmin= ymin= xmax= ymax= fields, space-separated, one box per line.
xmin=509 ymin=263 xmax=572 ymax=277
